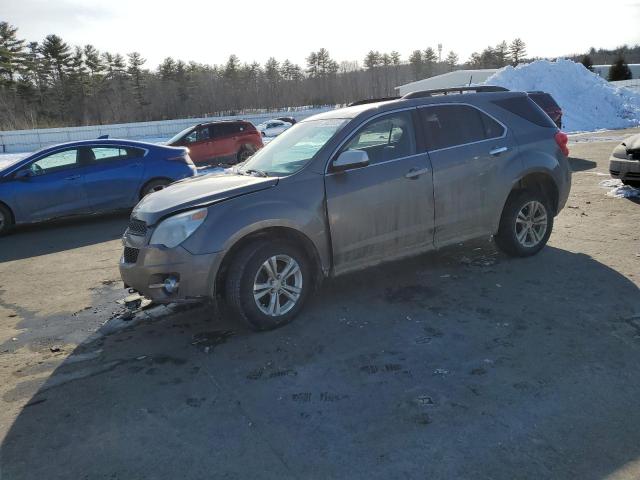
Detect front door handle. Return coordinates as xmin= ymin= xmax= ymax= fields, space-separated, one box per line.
xmin=405 ymin=167 xmax=430 ymax=179
xmin=490 ymin=146 xmax=509 ymax=156
xmin=65 ymin=175 xmax=81 ymax=180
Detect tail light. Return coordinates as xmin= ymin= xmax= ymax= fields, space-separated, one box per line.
xmin=555 ymin=131 xmax=569 ymax=156
xmin=167 ymin=148 xmax=193 ymax=164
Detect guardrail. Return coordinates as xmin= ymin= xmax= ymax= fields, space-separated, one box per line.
xmin=0 ymin=106 xmax=336 ymax=153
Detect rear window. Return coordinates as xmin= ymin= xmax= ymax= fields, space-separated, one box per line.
xmin=212 ymin=123 xmax=239 ymax=137
xmin=492 ymin=96 xmax=557 ymax=128
xmin=528 ymin=93 xmax=559 ymax=110
xmin=419 ymin=105 xmax=505 ymax=151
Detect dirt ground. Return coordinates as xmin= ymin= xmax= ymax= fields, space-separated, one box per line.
xmin=0 ymin=129 xmax=639 ymax=479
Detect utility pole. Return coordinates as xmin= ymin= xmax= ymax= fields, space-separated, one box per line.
xmin=437 ymin=44 xmax=442 ymax=62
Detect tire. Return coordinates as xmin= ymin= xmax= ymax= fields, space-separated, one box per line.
xmin=235 ymin=146 xmax=255 ymax=164
xmin=0 ymin=203 xmax=13 ymax=236
xmin=622 ymin=179 xmax=640 ymax=188
xmin=140 ymin=179 xmax=170 ymax=199
xmin=224 ymin=240 xmax=312 ymax=331
xmin=494 ymin=189 xmax=553 ymax=257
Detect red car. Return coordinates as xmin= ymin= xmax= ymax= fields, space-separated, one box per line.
xmin=528 ymin=91 xmax=562 ymax=129
xmin=167 ymin=121 xmax=263 ymax=165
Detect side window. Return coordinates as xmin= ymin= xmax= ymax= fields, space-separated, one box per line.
xmin=29 ymin=149 xmax=79 ymax=175
xmin=90 ymin=147 xmax=128 ymax=162
xmin=184 ymin=130 xmax=198 ymax=143
xmin=480 ymin=113 xmax=505 ymax=140
xmin=196 ymin=127 xmax=210 ymax=141
xmin=420 ymin=105 xmax=488 ymax=150
xmin=340 ymin=111 xmax=416 ymax=164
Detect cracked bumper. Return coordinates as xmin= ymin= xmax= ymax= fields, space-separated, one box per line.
xmin=119 ymin=241 xmax=222 ymax=303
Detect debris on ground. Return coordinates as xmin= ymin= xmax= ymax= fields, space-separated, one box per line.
xmin=433 ymin=368 xmax=449 ymax=376
xmin=191 ymin=330 xmax=235 ymax=352
xmin=49 ymin=345 xmax=62 ymax=353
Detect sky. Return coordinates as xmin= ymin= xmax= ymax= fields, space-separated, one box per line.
xmin=2 ymin=0 xmax=640 ymax=69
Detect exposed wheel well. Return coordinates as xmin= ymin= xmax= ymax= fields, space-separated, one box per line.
xmin=214 ymin=227 xmax=324 ymax=298
xmin=514 ymin=173 xmax=559 ymax=215
xmin=0 ymin=200 xmax=15 ymax=225
xmin=139 ymin=177 xmax=173 ymax=199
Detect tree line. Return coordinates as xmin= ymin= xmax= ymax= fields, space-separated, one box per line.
xmin=1 ymin=18 xmax=634 ymax=132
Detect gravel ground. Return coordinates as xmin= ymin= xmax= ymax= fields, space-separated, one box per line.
xmin=0 ymin=128 xmax=639 ymax=480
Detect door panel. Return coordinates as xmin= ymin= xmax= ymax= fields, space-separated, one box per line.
xmin=82 ymin=146 xmax=145 ymax=210
xmin=324 ymin=110 xmax=435 ymax=274
xmin=419 ymin=104 xmax=517 ymax=246
xmin=12 ymin=148 xmax=90 ymax=222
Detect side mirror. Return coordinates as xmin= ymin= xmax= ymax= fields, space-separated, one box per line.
xmin=332 ymin=150 xmax=370 ymax=172
xmin=14 ymin=169 xmax=33 ymax=180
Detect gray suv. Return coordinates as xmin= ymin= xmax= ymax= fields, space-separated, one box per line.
xmin=120 ymin=86 xmax=571 ymax=330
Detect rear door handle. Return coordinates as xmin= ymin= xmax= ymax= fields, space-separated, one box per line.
xmin=65 ymin=175 xmax=81 ymax=180
xmin=405 ymin=167 xmax=430 ymax=179
xmin=490 ymin=146 xmax=509 ymax=156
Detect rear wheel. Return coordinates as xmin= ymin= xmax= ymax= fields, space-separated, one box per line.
xmin=236 ymin=145 xmax=255 ymax=164
xmin=224 ymin=240 xmax=311 ymax=331
xmin=140 ymin=179 xmax=170 ymax=199
xmin=0 ymin=204 xmax=13 ymax=236
xmin=495 ymin=189 xmax=553 ymax=257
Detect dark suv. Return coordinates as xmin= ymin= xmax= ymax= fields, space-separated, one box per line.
xmin=167 ymin=120 xmax=263 ymax=165
xmin=528 ymin=91 xmax=562 ymax=129
xmin=121 ymin=86 xmax=571 ymax=331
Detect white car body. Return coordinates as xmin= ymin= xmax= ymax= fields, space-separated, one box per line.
xmin=256 ymin=119 xmax=292 ymax=137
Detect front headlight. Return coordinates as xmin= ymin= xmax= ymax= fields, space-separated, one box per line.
xmin=150 ymin=208 xmax=208 ymax=248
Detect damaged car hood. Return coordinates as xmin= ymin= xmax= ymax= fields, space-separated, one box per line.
xmin=132 ymin=172 xmax=278 ymax=225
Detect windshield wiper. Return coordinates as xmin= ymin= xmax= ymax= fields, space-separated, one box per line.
xmin=242 ymin=168 xmax=269 ymax=177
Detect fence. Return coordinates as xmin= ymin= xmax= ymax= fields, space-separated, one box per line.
xmin=0 ymin=105 xmax=336 ymax=153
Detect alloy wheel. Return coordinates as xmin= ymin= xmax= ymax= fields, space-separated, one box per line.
xmin=514 ymin=200 xmax=548 ymax=248
xmin=253 ymin=254 xmax=303 ymax=316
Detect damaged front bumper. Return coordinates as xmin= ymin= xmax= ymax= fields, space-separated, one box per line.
xmin=119 ymin=232 xmax=222 ymax=304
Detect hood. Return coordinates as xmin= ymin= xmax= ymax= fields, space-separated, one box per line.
xmin=623 ymin=133 xmax=640 ymax=152
xmin=132 ymin=172 xmax=278 ymax=225
xmin=0 ymin=153 xmax=29 ymax=175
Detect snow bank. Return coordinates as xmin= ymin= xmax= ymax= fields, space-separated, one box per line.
xmin=599 ymin=179 xmax=640 ymax=198
xmin=484 ymin=59 xmax=640 ymax=132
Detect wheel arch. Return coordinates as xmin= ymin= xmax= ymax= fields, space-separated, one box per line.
xmin=139 ymin=177 xmax=173 ymax=199
xmin=0 ymin=199 xmax=15 ymax=225
xmin=214 ymin=226 xmax=325 ymax=298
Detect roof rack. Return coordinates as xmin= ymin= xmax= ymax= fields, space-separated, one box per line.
xmin=348 ymin=96 xmax=400 ymax=107
xmin=402 ymin=85 xmax=508 ymax=99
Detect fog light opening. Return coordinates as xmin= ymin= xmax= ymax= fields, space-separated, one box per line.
xmin=164 ymin=276 xmax=180 ymax=294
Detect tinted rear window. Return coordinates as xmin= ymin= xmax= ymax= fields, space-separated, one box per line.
xmin=419 ymin=105 xmax=505 ymax=151
xmin=212 ymin=123 xmax=239 ymax=137
xmin=528 ymin=93 xmax=559 ymax=110
xmin=493 ymin=96 xmax=557 ymax=128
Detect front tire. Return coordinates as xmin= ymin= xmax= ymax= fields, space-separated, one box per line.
xmin=622 ymin=179 xmax=640 ymax=188
xmin=224 ymin=240 xmax=311 ymax=331
xmin=0 ymin=203 xmax=13 ymax=236
xmin=495 ymin=189 xmax=553 ymax=257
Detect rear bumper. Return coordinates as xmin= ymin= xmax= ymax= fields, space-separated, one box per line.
xmin=610 ymin=158 xmax=640 ymax=181
xmin=119 ymin=243 xmax=222 ymax=303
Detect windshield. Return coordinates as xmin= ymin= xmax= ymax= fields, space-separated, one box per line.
xmin=240 ymin=118 xmax=347 ymax=176
xmin=167 ymin=126 xmax=193 ymax=145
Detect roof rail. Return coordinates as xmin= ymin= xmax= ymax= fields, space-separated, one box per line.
xmin=402 ymin=85 xmax=509 ymax=99
xmin=348 ymin=96 xmax=401 ymax=107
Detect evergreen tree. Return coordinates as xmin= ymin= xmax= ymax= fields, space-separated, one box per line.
xmin=494 ymin=41 xmax=509 ymax=67
xmin=40 ymin=34 xmax=71 ymax=83
xmin=509 ymin=38 xmax=527 ymax=65
xmin=423 ymin=47 xmax=437 ymax=77
xmin=409 ymin=50 xmax=423 ymax=80
xmin=581 ymin=54 xmax=594 ymax=72
xmin=0 ymin=21 xmax=25 ymax=85
xmin=127 ymin=52 xmax=147 ymax=108
xmin=608 ymin=54 xmax=632 ymax=81
xmin=445 ymin=51 xmax=459 ymax=71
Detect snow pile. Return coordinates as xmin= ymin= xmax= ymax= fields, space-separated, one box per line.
xmin=484 ymin=59 xmax=640 ymax=132
xmin=599 ymin=179 xmax=640 ymax=198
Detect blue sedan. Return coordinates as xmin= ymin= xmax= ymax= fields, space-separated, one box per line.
xmin=0 ymin=139 xmax=197 ymax=235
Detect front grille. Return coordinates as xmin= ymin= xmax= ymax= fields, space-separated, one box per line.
xmin=127 ymin=219 xmax=147 ymax=236
xmin=123 ymin=247 xmax=139 ymax=264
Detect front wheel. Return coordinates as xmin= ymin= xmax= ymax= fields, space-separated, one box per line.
xmin=0 ymin=204 xmax=13 ymax=236
xmin=494 ymin=189 xmax=553 ymax=257
xmin=140 ymin=179 xmax=170 ymax=199
xmin=224 ymin=241 xmax=311 ymax=331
